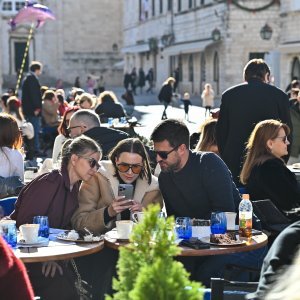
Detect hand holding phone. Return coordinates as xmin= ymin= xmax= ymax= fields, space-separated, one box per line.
xmin=118 ymin=184 xmax=134 ymax=200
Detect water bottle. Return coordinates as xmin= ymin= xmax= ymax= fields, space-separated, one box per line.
xmin=238 ymin=194 xmax=252 ymax=238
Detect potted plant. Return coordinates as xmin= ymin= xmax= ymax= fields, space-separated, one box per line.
xmin=106 ymin=204 xmax=203 ymax=300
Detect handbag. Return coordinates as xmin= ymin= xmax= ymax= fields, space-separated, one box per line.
xmin=0 ymin=176 xmax=24 ymax=197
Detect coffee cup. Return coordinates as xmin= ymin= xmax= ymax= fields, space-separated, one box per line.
xmin=116 ymin=220 xmax=133 ymax=240
xmin=132 ymin=212 xmax=144 ymax=223
xmin=225 ymin=212 xmax=237 ymax=231
xmin=20 ymin=224 xmax=40 ymax=243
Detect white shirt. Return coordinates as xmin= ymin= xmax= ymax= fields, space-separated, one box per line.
xmin=0 ymin=147 xmax=24 ymax=181
xmin=52 ymin=134 xmax=67 ymax=164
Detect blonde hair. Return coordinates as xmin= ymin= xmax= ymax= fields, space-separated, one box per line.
xmin=195 ymin=118 xmax=218 ymax=153
xmin=240 ymin=119 xmax=290 ymax=185
xmin=164 ymin=77 xmax=175 ymax=85
xmin=77 ymin=93 xmax=95 ymax=108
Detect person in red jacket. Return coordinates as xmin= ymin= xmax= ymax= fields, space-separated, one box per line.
xmin=0 ymin=236 xmax=34 ymax=300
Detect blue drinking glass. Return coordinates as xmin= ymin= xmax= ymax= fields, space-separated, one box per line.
xmin=1 ymin=221 xmax=17 ymax=247
xmin=210 ymin=212 xmax=227 ymax=234
xmin=33 ymin=216 xmax=49 ymax=238
xmin=175 ymin=217 xmax=192 ymax=239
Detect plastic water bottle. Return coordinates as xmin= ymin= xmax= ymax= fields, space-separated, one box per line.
xmin=238 ymin=194 xmax=252 ymax=238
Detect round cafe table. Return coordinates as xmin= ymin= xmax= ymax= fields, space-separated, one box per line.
xmin=104 ymin=229 xmax=268 ymax=257
xmin=14 ymin=234 xmax=104 ymax=263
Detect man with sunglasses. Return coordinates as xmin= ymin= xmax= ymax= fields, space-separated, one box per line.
xmin=150 ymin=119 xmax=266 ymax=286
xmin=68 ymin=109 xmax=128 ymax=158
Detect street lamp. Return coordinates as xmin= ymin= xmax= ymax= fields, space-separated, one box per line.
xmin=161 ymin=33 xmax=175 ymax=47
xmin=148 ymin=38 xmax=158 ymax=53
xmin=260 ymin=23 xmax=273 ymax=40
xmin=211 ymin=28 xmax=221 ymax=42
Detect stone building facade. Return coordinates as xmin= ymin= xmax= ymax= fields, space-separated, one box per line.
xmin=0 ymin=0 xmax=123 ymax=93
xmin=123 ymin=0 xmax=300 ymax=97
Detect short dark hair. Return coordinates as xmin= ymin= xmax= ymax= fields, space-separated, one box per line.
xmin=29 ymin=61 xmax=42 ymax=72
xmin=150 ymin=119 xmax=190 ymax=149
xmin=243 ymin=59 xmax=270 ymax=82
xmin=108 ymin=138 xmax=152 ymax=184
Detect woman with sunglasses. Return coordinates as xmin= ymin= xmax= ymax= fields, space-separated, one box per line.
xmin=72 ymin=138 xmax=163 ymax=234
xmin=10 ymin=136 xmax=101 ymax=300
xmin=240 ymin=119 xmax=300 ymax=214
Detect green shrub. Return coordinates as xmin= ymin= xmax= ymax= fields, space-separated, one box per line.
xmin=106 ymin=204 xmax=203 ymax=300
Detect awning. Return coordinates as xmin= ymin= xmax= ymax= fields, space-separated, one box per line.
xmin=121 ymin=43 xmax=150 ymax=54
xmin=279 ymin=42 xmax=300 ymax=54
xmin=163 ymin=39 xmax=213 ymax=55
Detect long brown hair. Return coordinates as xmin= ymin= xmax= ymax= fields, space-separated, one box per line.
xmin=58 ymin=106 xmax=80 ymax=137
xmin=0 ymin=113 xmax=22 ymax=150
xmin=195 ymin=118 xmax=218 ymax=152
xmin=240 ymin=119 xmax=290 ymax=185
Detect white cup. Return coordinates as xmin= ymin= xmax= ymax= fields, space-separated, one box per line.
xmin=116 ymin=220 xmax=133 ymax=240
xmin=20 ymin=224 xmax=40 ymax=243
xmin=225 ymin=212 xmax=237 ymax=231
xmin=132 ymin=212 xmax=144 ymax=223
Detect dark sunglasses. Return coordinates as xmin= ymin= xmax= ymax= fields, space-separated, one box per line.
xmin=275 ymin=135 xmax=288 ymax=143
xmin=154 ymin=145 xmax=179 ymax=160
xmin=79 ymin=156 xmax=100 ymax=169
xmin=116 ymin=163 xmax=143 ymax=174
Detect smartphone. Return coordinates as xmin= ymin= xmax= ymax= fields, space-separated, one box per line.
xmin=118 ymin=184 xmax=134 ymax=200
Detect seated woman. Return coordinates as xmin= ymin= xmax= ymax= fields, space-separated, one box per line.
xmin=0 ymin=113 xmax=24 ymax=197
xmin=195 ymin=118 xmax=219 ymax=154
xmin=52 ymin=106 xmax=80 ymax=165
xmin=72 ymin=138 xmax=163 ymax=234
xmin=10 ymin=136 xmax=102 ymax=299
xmin=95 ymin=91 xmax=126 ymax=123
xmin=240 ymin=119 xmax=300 ymax=213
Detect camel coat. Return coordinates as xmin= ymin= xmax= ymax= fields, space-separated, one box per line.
xmin=71 ymin=160 xmax=163 ymax=234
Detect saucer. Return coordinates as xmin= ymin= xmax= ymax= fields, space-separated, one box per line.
xmin=18 ymin=236 xmax=49 ymax=246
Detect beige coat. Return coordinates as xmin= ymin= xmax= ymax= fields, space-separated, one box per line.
xmin=71 ymin=160 xmax=163 ymax=234
xmin=201 ymin=89 xmax=215 ymax=107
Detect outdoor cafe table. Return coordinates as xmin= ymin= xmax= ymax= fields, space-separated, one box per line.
xmin=14 ymin=231 xmax=104 ymax=263
xmin=104 ymin=229 xmax=268 ymax=257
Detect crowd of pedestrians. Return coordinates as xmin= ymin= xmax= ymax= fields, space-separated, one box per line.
xmin=2 ymin=57 xmax=300 ymax=300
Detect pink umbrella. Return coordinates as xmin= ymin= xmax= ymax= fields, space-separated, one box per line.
xmin=9 ymin=2 xmax=55 ymax=30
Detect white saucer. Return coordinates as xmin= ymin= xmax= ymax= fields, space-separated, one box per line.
xmin=18 ymin=236 xmax=49 ymax=246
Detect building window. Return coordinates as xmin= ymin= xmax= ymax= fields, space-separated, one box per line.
xmin=200 ymin=0 xmax=205 ymax=5
xmin=152 ymin=0 xmax=155 ymax=16
xmin=249 ymin=52 xmax=265 ymax=60
xmin=178 ymin=54 xmax=183 ymax=82
xmin=188 ymin=54 xmax=194 ymax=82
xmin=178 ymin=0 xmax=181 ymax=12
xmin=189 ymin=0 xmax=193 ymax=9
xmin=159 ymin=0 xmax=163 ymax=14
xmin=213 ymin=52 xmax=220 ymax=94
xmin=291 ymin=57 xmax=300 ymax=80
xmin=168 ymin=0 xmax=172 ymax=11
xmin=1 ymin=0 xmax=25 ymax=13
xmin=139 ymin=0 xmax=149 ymax=21
xmin=200 ymin=53 xmax=206 ymax=90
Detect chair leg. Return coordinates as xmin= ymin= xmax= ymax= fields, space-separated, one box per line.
xmin=210 ymin=278 xmax=224 ymax=300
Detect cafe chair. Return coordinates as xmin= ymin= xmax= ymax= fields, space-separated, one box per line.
xmin=0 ymin=196 xmax=17 ymax=216
xmin=252 ymin=199 xmax=291 ymax=245
xmin=210 ymin=278 xmax=258 ymax=300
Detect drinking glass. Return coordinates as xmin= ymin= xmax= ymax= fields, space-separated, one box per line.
xmin=0 ymin=220 xmax=17 ymax=247
xmin=33 ymin=216 xmax=49 ymax=238
xmin=210 ymin=212 xmax=227 ymax=234
xmin=175 ymin=217 xmax=192 ymax=239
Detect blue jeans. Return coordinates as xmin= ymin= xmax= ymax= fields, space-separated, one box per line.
xmin=26 ymin=116 xmax=41 ymax=152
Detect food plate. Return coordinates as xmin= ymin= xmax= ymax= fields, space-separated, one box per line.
xmin=18 ymin=236 xmax=49 ymax=246
xmin=200 ymin=236 xmax=246 ymax=247
xmin=104 ymin=230 xmax=129 ymax=242
xmin=292 ymin=163 xmax=300 ymax=169
xmin=56 ymin=231 xmax=103 ymax=243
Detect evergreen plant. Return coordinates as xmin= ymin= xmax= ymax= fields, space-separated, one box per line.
xmin=106 ymin=204 xmax=203 ymax=300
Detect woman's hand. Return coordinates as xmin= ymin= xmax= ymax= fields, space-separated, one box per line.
xmin=42 ymin=261 xmax=63 ymax=278
xmin=108 ymin=196 xmax=133 ymax=217
xmin=130 ymin=201 xmax=143 ymax=213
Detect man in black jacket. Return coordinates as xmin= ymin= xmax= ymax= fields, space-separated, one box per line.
xmin=68 ymin=109 xmax=128 ymax=159
xmin=21 ymin=61 xmax=43 ymax=155
xmin=216 ymin=59 xmax=292 ymax=185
